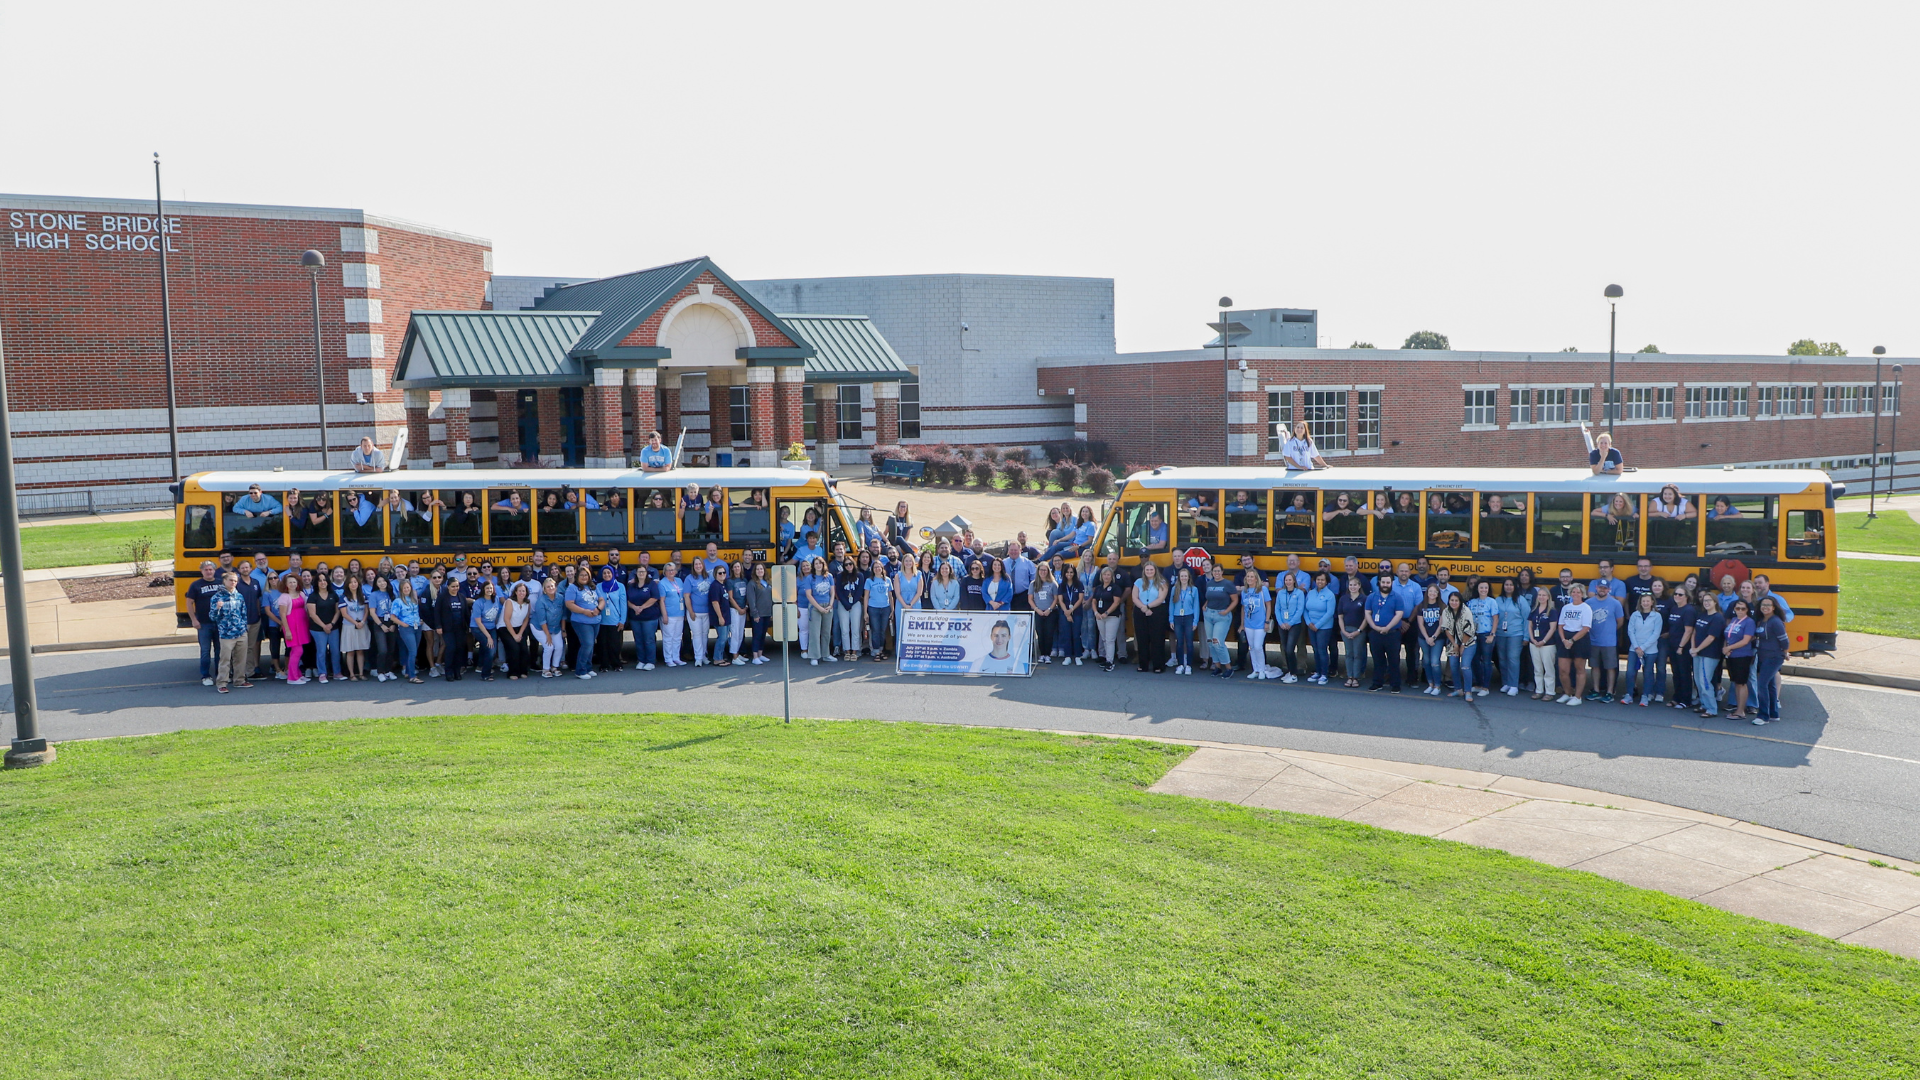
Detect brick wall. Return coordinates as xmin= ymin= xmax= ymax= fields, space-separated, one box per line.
xmin=1039 ymin=348 xmax=1920 ymax=483
xmin=0 ymin=194 xmax=490 ymax=502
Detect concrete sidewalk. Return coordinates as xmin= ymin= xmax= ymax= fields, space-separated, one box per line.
xmin=1148 ymin=740 xmax=1920 ymax=958
xmin=0 ymin=571 xmax=187 ymax=654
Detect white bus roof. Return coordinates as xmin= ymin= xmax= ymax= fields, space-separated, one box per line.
xmin=190 ymin=467 xmax=829 ymax=493
xmin=1123 ymin=466 xmax=1833 ymax=496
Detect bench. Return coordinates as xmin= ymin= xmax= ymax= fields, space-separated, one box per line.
xmin=871 ymin=458 xmax=927 ymax=486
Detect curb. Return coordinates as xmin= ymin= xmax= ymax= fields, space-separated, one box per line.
xmin=1782 ymin=663 xmax=1920 ymax=694
xmin=0 ymin=635 xmax=189 ymax=658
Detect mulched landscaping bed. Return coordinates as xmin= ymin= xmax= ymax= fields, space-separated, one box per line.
xmin=59 ymin=574 xmax=175 ymax=604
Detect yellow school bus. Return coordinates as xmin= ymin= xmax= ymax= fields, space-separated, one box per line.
xmin=172 ymin=467 xmax=856 ymax=625
xmin=1094 ymin=466 xmax=1839 ymax=654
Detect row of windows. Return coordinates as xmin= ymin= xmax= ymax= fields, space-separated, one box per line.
xmin=733 ymin=376 xmax=921 ymax=446
xmin=1118 ymin=487 xmax=1820 ymax=563
xmin=1266 ymin=390 xmax=1380 ymax=453
xmin=197 ymin=486 xmax=846 ymax=553
xmin=1465 ymin=384 xmax=1902 ymax=426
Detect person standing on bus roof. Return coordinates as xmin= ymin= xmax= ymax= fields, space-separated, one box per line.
xmin=638 ymin=430 xmax=673 ymax=472
xmin=1282 ymin=420 xmax=1329 ymax=470
xmin=1583 ymin=426 xmax=1623 ymax=474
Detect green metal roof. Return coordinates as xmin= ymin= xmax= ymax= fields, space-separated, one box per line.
xmin=392 ymin=310 xmax=598 ymax=389
xmin=535 ymin=256 xmax=813 ymax=362
xmin=781 ymin=313 xmax=912 ymax=383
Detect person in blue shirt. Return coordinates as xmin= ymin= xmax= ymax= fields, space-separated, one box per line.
xmin=777 ymin=506 xmax=795 ymax=558
xmin=1003 ymin=545 xmax=1036 ymax=611
xmin=804 ymin=557 xmax=836 ymax=664
xmin=793 ymin=530 xmax=825 ymax=567
xmin=1588 ymin=559 xmax=1628 ymax=606
xmin=1302 ymin=571 xmax=1338 ymax=685
xmin=1387 ymin=563 xmax=1424 ymax=688
xmin=1041 ymin=506 xmax=1099 ymax=562
xmin=625 ymin=566 xmax=659 ymax=670
xmin=637 ymin=430 xmax=674 ymax=472
xmin=864 ymin=564 xmax=893 ymax=661
xmin=1272 ymin=574 xmax=1306 ymax=683
xmin=1721 ymin=599 xmax=1758 ymax=721
xmin=231 ymin=484 xmax=281 ymax=518
xmin=983 ymin=558 xmax=1014 ymax=613
xmin=1493 ymin=577 xmax=1529 ymax=696
xmin=1141 ymin=510 xmax=1169 ymax=555
xmin=564 ymin=566 xmax=604 ymax=679
xmin=469 ymin=580 xmax=503 ymax=681
xmin=684 ymin=561 xmax=713 ymax=666
xmin=656 ymin=563 xmax=688 ymax=668
xmin=1167 ymin=566 xmax=1200 ymax=675
xmin=1752 ymin=595 xmax=1790 ymax=725
xmin=1584 ymin=580 xmax=1626 ymax=702
xmin=1365 ymin=576 xmax=1404 ymax=692
xmin=1465 ymin=579 xmax=1500 ymax=696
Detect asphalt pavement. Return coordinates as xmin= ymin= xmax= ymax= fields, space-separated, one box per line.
xmin=7 ymin=644 xmax=1920 ymax=862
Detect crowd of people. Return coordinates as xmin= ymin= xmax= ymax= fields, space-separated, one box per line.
xmin=186 ymin=490 xmax=1796 ymax=726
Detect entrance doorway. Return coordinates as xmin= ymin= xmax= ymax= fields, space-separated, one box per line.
xmin=514 ymin=390 xmax=538 ymax=464
xmin=560 ymin=387 xmax=585 ymax=467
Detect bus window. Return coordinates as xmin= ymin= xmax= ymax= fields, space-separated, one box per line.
xmin=1705 ymin=494 xmax=1776 ymax=560
xmin=223 ymin=487 xmax=284 ymax=549
xmin=636 ymin=488 xmax=679 ymax=546
xmin=1272 ymin=489 xmax=1317 ymax=548
xmin=535 ymin=490 xmax=577 ymax=545
xmin=1477 ymin=492 xmax=1526 ymax=552
xmin=183 ymin=504 xmax=217 ymax=550
xmin=1222 ymin=489 xmax=1265 ymax=547
xmin=1424 ymin=491 xmax=1471 ymax=551
xmin=1589 ymin=493 xmax=1639 ymax=555
xmin=287 ymin=489 xmax=335 ymax=548
xmin=1322 ymin=490 xmax=1367 ymax=548
xmin=1371 ymin=489 xmax=1418 ymax=551
xmin=1786 ymin=509 xmax=1824 ymax=559
xmin=683 ymin=485 xmax=722 ymax=543
xmin=387 ymin=490 xmax=431 ymax=547
xmin=728 ymin=488 xmax=772 ymax=544
xmin=1533 ymin=494 xmax=1582 ymax=552
xmin=439 ymin=490 xmax=483 ymax=544
xmin=1119 ymin=502 xmax=1169 ymax=557
xmin=584 ymin=488 xmax=628 ymax=543
xmin=490 ymin=488 xmax=532 ymax=543
xmin=1176 ymin=489 xmax=1218 ymax=547
xmin=339 ymin=490 xmax=382 ymax=545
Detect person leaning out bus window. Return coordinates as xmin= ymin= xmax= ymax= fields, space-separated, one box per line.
xmin=1651 ymin=485 xmax=1692 ymax=519
xmin=1282 ymin=420 xmax=1329 ymax=470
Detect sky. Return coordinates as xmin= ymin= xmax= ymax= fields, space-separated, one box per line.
xmin=4 ymin=1 xmax=1914 ymax=357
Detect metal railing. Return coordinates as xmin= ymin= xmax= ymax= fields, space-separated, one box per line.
xmin=16 ymin=488 xmax=170 ymax=519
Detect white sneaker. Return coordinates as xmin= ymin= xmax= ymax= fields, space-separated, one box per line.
xmin=1477 ymin=687 xmax=1490 ymax=697
xmin=578 ymin=672 xmax=591 ymax=680
xmin=1567 ymin=697 xmax=1581 ymax=706
xmin=202 ymin=677 xmax=213 ymax=686
xmin=1282 ymin=673 xmax=1298 ymax=684
xmin=1554 ymin=695 xmax=1570 ymax=704
xmin=1506 ymin=686 xmax=1518 ymax=696
xmin=288 ymin=677 xmax=308 ymax=685
xmin=810 ymin=658 xmax=818 ymax=666
xmin=644 ymin=663 xmax=655 ymax=671
xmin=823 ymin=656 xmax=837 ymax=663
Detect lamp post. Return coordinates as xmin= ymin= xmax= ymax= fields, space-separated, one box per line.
xmin=1892 ymin=365 xmax=1904 ymax=498
xmin=0 ymin=325 xmax=49 ymax=768
xmin=1869 ymin=345 xmax=1886 ymax=518
xmin=1604 ymin=284 xmax=1623 ymax=437
xmin=154 ymin=153 xmax=181 ymax=486
xmin=301 ymin=250 xmax=328 ymax=470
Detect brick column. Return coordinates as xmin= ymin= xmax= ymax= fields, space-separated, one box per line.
xmin=1072 ymin=390 xmax=1089 ymax=444
xmin=629 ymin=367 xmax=659 ymax=447
xmin=813 ymin=383 xmax=840 ymax=472
xmin=873 ymin=380 xmax=900 ymax=450
xmin=586 ymin=367 xmax=625 ymax=469
xmin=773 ymin=365 xmax=806 ymax=459
xmin=660 ymin=372 xmax=682 ymax=446
xmin=747 ymin=365 xmax=778 ymax=467
xmin=1226 ymin=362 xmax=1262 ymax=467
xmin=496 ymin=388 xmax=522 ymax=465
xmin=536 ymin=389 xmax=563 ymax=467
xmin=404 ymin=389 xmax=434 ymax=471
xmin=441 ymin=387 xmax=473 ymax=469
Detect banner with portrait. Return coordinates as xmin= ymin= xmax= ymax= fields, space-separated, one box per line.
xmin=894 ymin=611 xmax=1034 ymax=677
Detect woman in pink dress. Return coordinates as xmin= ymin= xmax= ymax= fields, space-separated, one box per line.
xmin=278 ymin=574 xmax=313 ymax=684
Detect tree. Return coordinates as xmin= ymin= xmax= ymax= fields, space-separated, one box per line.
xmin=1638 ymin=344 xmax=1661 ymax=354
xmin=1789 ymin=339 xmax=1847 ymax=356
xmin=1402 ymin=331 xmax=1450 ymax=350
xmin=1350 ymin=341 xmax=1375 ymax=349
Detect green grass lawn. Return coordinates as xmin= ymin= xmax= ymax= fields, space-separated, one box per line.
xmin=18 ymin=517 xmax=173 ymax=570
xmin=1834 ymin=511 xmax=1920 ymax=557
xmin=1840 ymin=558 xmax=1920 ymax=638
xmin=3 ymin=716 xmax=1916 ymax=1078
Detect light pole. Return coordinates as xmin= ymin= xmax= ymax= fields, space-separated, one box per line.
xmin=1604 ymin=284 xmax=1623 ymax=437
xmin=1215 ymin=296 xmax=1233 ymax=464
xmin=0 ymin=324 xmax=50 ymax=768
xmin=301 ymin=250 xmax=328 ymax=469
xmin=155 ymin=153 xmax=181 ymax=486
xmin=1892 ymin=365 xmax=1905 ymax=498
xmin=1869 ymin=345 xmax=1886 ymax=518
